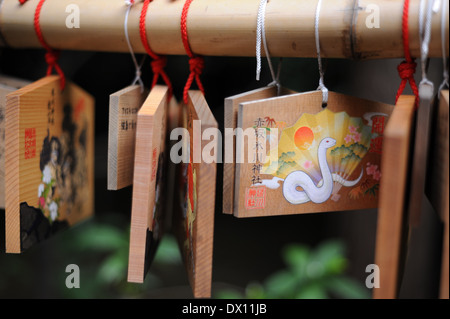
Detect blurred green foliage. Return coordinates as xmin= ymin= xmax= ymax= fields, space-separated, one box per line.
xmin=215 ymin=240 xmax=370 ymax=299
xmin=1 ymin=215 xmax=369 ymax=299
xmin=0 ymin=215 xmax=182 ymax=298
xmin=59 ymin=219 xmax=182 ymax=298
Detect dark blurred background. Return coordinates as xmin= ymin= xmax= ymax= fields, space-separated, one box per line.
xmin=0 ymin=48 xmax=446 ymax=299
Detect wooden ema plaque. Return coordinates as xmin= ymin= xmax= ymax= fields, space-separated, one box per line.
xmin=407 ymin=82 xmax=435 ymax=227
xmin=127 ymin=85 xmax=170 ymax=283
xmin=108 ymin=85 xmax=149 ymax=190
xmin=173 ymin=91 xmax=217 ymax=298
xmin=373 ymin=95 xmax=416 ymax=299
xmin=234 ymin=91 xmax=393 ymax=217
xmin=5 ymin=75 xmax=95 ymax=253
xmin=1 ymin=75 xmax=31 ymax=209
xmin=426 ymin=90 xmax=449 ymax=299
xmin=223 ymin=86 xmax=295 ymax=215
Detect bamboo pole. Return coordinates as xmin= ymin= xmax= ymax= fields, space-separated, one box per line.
xmin=0 ymin=0 xmax=448 ymax=59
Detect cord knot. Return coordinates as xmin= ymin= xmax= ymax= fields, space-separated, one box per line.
xmin=45 ymin=50 xmax=60 ymax=67
xmin=397 ymin=60 xmax=417 ymax=80
xmin=189 ymin=56 xmax=204 ymax=76
xmin=135 ymin=69 xmax=142 ymax=79
xmin=151 ymin=56 xmax=167 ymax=75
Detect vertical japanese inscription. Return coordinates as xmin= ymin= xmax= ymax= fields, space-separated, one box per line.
xmin=370 ymin=116 xmax=386 ymax=154
xmin=120 ymin=107 xmax=138 ymax=131
xmin=24 ymin=128 xmax=36 ymax=159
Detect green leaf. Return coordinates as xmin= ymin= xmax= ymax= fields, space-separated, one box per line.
xmin=43 ymin=186 xmax=49 ymax=200
xmin=72 ymin=224 xmax=127 ymax=252
xmin=323 ymin=256 xmax=347 ymax=275
xmin=308 ymin=240 xmax=348 ymax=277
xmin=283 ymin=244 xmax=310 ymax=270
xmin=245 ymin=282 xmax=266 ymax=299
xmin=153 ymin=235 xmax=182 ymax=265
xmin=325 ymin=276 xmax=371 ymax=299
xmin=215 ymin=290 xmax=245 ymax=299
xmin=314 ymin=240 xmax=345 ymax=263
xmin=264 ymin=270 xmax=297 ymax=298
xmin=295 ymin=283 xmax=328 ymax=299
xmin=305 ymin=260 xmax=326 ymax=279
xmin=364 ymin=184 xmax=379 ymax=197
xmin=98 ymin=250 xmax=128 ymax=285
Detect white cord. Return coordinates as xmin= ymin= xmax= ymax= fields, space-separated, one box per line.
xmin=315 ymin=0 xmax=328 ymax=106
xmin=256 ymin=0 xmax=281 ymax=94
xmin=124 ymin=0 xmax=145 ymax=92
xmin=438 ymin=0 xmax=449 ymax=93
xmin=418 ymin=0 xmax=434 ymax=86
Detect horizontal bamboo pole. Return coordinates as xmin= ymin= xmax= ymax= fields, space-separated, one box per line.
xmin=0 ymin=0 xmax=448 ymax=59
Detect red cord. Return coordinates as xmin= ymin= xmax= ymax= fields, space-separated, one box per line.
xmin=181 ymin=0 xmax=205 ymax=104
xmin=140 ymin=0 xmax=173 ymax=97
xmin=20 ymin=0 xmax=65 ymax=90
xmin=395 ymin=0 xmax=419 ymax=108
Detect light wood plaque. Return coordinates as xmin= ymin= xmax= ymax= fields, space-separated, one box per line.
xmin=127 ymin=85 xmax=170 ymax=283
xmin=173 ymin=91 xmax=218 ymax=298
xmin=223 ymin=86 xmax=295 ymax=215
xmin=407 ymin=82 xmax=435 ymax=226
xmin=373 ymin=95 xmax=416 ymax=299
xmin=108 ymin=85 xmax=149 ymax=190
xmin=5 ymin=76 xmax=95 ymax=253
xmin=1 ymin=75 xmax=31 ymax=209
xmin=426 ymin=90 xmax=449 ymax=299
xmin=234 ymin=90 xmax=393 ymax=217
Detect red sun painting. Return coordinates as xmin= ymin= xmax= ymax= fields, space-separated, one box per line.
xmin=294 ymin=126 xmax=314 ymax=150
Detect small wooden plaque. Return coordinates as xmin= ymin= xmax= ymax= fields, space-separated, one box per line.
xmin=426 ymin=90 xmax=449 ymax=299
xmin=5 ymin=76 xmax=95 ymax=253
xmin=173 ymin=91 xmax=218 ymax=298
xmin=0 ymin=75 xmax=31 ymax=209
xmin=127 ymin=85 xmax=170 ymax=283
xmin=108 ymin=85 xmax=149 ymax=190
xmin=426 ymin=90 xmax=449 ymax=223
xmin=223 ymin=86 xmax=295 ymax=214
xmin=373 ymin=95 xmax=416 ymax=299
xmin=234 ymin=91 xmax=393 ymax=217
xmin=407 ymin=82 xmax=435 ymax=226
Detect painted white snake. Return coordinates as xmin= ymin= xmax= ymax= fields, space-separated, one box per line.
xmin=255 ymin=137 xmax=363 ymax=204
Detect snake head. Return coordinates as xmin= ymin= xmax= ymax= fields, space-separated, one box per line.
xmin=321 ymin=137 xmax=336 ymax=148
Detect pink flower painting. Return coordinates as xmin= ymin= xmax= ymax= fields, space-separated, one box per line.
xmin=348 ymin=125 xmax=358 ymax=134
xmin=366 ymin=164 xmax=378 ymax=176
xmin=344 ymin=135 xmax=353 ymax=144
xmin=39 ymin=196 xmax=45 ymax=208
xmin=373 ymin=170 xmax=381 ymax=181
xmin=345 ymin=125 xmax=362 ymax=144
xmin=366 ymin=162 xmax=381 ymax=181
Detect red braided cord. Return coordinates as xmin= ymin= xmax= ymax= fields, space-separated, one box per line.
xmin=139 ymin=0 xmax=173 ymax=95
xmin=181 ymin=0 xmax=205 ymax=104
xmin=20 ymin=0 xmax=65 ymax=89
xmin=181 ymin=0 xmax=195 ymax=58
xmin=395 ymin=0 xmax=419 ymax=108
